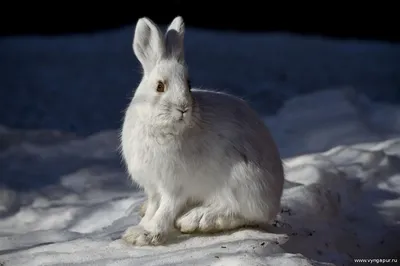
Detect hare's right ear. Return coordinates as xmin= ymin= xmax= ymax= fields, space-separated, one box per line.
xmin=133 ymin=17 xmax=166 ymax=75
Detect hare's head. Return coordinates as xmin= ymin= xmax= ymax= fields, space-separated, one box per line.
xmin=131 ymin=16 xmax=195 ymax=133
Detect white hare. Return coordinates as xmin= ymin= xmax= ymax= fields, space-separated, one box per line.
xmin=120 ymin=16 xmax=285 ymax=246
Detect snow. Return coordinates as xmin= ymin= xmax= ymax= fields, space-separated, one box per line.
xmin=1 ymin=24 xmax=400 ymax=266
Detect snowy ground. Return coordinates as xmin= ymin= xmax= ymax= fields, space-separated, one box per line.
xmin=0 ymin=24 xmax=400 ymax=265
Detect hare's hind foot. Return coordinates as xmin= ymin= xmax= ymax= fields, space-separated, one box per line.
xmin=175 ymin=206 xmax=252 ymax=234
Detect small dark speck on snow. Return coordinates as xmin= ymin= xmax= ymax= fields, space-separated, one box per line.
xmin=307 ymin=230 xmax=316 ymax=236
xmin=280 ymin=207 xmax=293 ymax=216
xmin=221 ymin=246 xmax=226 ymax=248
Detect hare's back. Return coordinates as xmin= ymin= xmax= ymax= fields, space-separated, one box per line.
xmin=192 ymin=89 xmax=281 ymax=165
xmin=192 ymin=89 xmax=265 ymax=129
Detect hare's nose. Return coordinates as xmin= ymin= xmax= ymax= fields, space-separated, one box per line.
xmin=177 ymin=107 xmax=189 ymax=114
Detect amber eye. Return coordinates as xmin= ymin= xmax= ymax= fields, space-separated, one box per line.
xmin=156 ymin=81 xmax=165 ymax=92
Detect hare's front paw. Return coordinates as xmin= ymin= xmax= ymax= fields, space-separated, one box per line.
xmin=122 ymin=225 xmax=166 ymax=246
xmin=139 ymin=200 xmax=147 ymax=217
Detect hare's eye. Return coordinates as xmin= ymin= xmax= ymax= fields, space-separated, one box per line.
xmin=156 ymin=81 xmax=165 ymax=92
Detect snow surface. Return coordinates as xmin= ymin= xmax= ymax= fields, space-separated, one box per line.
xmin=1 ymin=25 xmax=400 ymax=266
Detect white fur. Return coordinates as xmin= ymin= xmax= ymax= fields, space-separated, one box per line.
xmin=120 ymin=16 xmax=285 ymax=246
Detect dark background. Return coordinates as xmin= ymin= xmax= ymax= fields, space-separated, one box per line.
xmin=0 ymin=4 xmax=399 ymax=136
xmin=0 ymin=3 xmax=398 ymax=42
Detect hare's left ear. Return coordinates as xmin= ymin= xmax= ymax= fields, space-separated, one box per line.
xmin=165 ymin=16 xmax=185 ymax=62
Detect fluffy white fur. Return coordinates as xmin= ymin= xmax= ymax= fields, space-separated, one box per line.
xmin=120 ymin=16 xmax=285 ymax=246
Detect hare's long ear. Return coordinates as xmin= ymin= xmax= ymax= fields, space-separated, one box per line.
xmin=165 ymin=16 xmax=185 ymax=62
xmin=133 ymin=17 xmax=166 ymax=75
